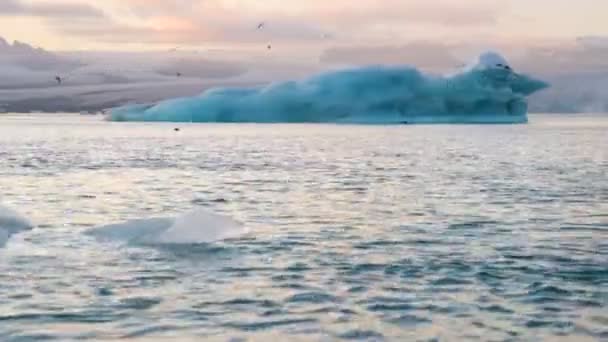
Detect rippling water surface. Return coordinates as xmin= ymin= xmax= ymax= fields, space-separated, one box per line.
xmin=0 ymin=114 xmax=606 ymax=341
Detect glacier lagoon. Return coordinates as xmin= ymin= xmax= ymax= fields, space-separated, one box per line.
xmin=109 ymin=52 xmax=549 ymax=124
xmin=0 ymin=113 xmax=606 ymax=341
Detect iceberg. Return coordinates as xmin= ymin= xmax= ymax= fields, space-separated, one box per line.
xmin=87 ymin=208 xmax=247 ymax=245
xmin=0 ymin=205 xmax=34 ymax=247
xmin=108 ymin=51 xmax=548 ymax=124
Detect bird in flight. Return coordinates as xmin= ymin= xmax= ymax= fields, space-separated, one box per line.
xmin=55 ymin=76 xmax=62 ymax=85
xmin=257 ymin=22 xmax=265 ymax=30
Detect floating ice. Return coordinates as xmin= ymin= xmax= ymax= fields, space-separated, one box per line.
xmin=0 ymin=205 xmax=34 ymax=247
xmin=108 ymin=51 xmax=548 ymax=124
xmin=87 ymin=208 xmax=247 ymax=245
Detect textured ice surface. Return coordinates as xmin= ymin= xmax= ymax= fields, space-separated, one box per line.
xmin=87 ymin=208 xmax=247 ymax=245
xmin=0 ymin=205 xmax=33 ymax=247
xmin=109 ymin=51 xmax=548 ymax=124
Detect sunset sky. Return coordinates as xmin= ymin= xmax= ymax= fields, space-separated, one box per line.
xmin=1 ymin=0 xmax=607 ymax=51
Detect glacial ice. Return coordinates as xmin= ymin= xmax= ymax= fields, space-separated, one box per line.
xmin=87 ymin=208 xmax=247 ymax=245
xmin=108 ymin=51 xmax=548 ymax=124
xmin=0 ymin=205 xmax=33 ymax=247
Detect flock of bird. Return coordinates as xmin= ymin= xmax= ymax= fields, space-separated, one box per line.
xmin=54 ymin=21 xmax=331 ymax=85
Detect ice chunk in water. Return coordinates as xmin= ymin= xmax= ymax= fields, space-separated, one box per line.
xmin=88 ymin=208 xmax=247 ymax=245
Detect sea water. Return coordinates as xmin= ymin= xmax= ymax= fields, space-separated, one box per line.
xmin=0 ymin=113 xmax=606 ymax=341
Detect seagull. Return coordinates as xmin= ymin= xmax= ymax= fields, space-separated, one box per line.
xmin=257 ymin=22 xmax=265 ymax=30
xmin=55 ymin=76 xmax=62 ymax=85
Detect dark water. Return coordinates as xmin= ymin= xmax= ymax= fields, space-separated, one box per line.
xmin=0 ymin=114 xmax=606 ymax=341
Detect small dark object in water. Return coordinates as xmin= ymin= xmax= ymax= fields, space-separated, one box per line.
xmin=400 ymin=121 xmax=410 ymax=124
xmin=174 ymin=128 xmax=180 ymax=131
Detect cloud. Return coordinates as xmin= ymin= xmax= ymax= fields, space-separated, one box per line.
xmin=576 ymin=36 xmax=608 ymax=48
xmin=0 ymin=34 xmax=250 ymax=92
xmin=40 ymin=0 xmax=502 ymax=46
xmin=0 ymin=0 xmax=104 ymax=18
xmin=156 ymin=58 xmax=247 ymax=79
xmin=320 ymin=43 xmax=461 ymax=71
xmin=515 ymin=40 xmax=608 ymax=75
xmin=0 ymin=36 xmax=82 ymax=71
xmin=319 ymin=38 xmax=608 ymax=77
xmin=0 ymin=0 xmax=21 ymax=13
xmin=48 ymin=17 xmax=328 ymax=46
xmin=310 ymin=0 xmax=500 ymax=27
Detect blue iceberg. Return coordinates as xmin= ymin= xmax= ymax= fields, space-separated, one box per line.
xmin=108 ymin=51 xmax=548 ymax=124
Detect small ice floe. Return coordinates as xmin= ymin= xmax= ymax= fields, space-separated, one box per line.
xmin=87 ymin=208 xmax=247 ymax=245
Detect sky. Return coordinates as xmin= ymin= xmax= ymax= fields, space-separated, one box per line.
xmin=1 ymin=0 xmax=608 ymax=52
xmin=1 ymin=0 xmax=608 ymax=113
